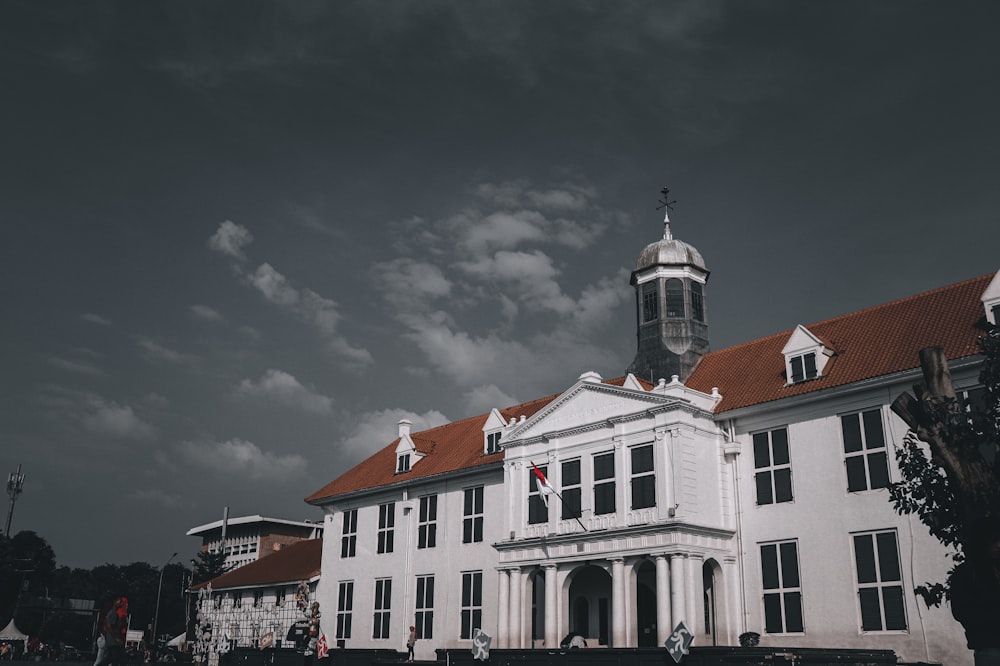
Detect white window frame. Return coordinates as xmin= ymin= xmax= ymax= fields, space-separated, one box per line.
xmin=851 ymin=530 xmax=908 ymax=633
xmin=418 ymin=495 xmax=437 ymax=549
xmin=752 ymin=427 xmax=793 ymax=505
xmin=341 ymin=509 xmax=358 ymax=558
xmin=630 ymin=443 xmax=656 ymax=510
xmin=789 ymin=352 xmax=818 ymax=383
xmin=593 ymin=452 xmax=616 ymax=516
xmin=527 ymin=464 xmax=549 ymax=524
xmin=415 ymin=575 xmax=434 ymax=639
xmin=462 ymin=486 xmax=483 ymax=544
xmin=377 ymin=502 xmax=395 ymax=554
xmin=336 ymin=581 xmax=353 ymax=640
xmin=486 ymin=431 xmax=502 ymax=455
xmin=759 ymin=539 xmax=804 ymax=635
xmin=460 ymin=570 xmax=483 ymax=640
xmin=841 ymin=409 xmax=891 ymax=492
xmin=560 ymin=458 xmax=582 ymax=521
xmin=372 ymin=578 xmax=392 ymax=640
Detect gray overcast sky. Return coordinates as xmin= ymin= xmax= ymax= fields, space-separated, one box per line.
xmin=1 ymin=1 xmax=998 ymax=568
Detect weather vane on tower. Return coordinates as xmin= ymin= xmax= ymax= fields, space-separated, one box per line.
xmin=656 ymin=186 xmax=676 ymax=239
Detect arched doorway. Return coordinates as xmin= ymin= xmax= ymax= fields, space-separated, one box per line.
xmin=635 ymin=560 xmax=657 ymax=646
xmin=567 ymin=564 xmax=611 ymax=646
xmin=702 ymin=559 xmax=723 ymax=645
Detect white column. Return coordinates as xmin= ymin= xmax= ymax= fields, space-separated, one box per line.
xmin=544 ymin=564 xmax=558 ymax=648
xmin=655 ymin=554 xmax=671 ymax=646
xmin=508 ymin=567 xmax=522 ymax=649
xmin=610 ymin=557 xmax=627 ymax=647
xmin=725 ymin=556 xmax=743 ymax=644
xmin=670 ymin=553 xmax=687 ymax=629
xmin=689 ymin=554 xmax=704 ymax=637
xmin=497 ymin=569 xmax=510 ymax=648
xmin=653 ymin=430 xmax=670 ymax=515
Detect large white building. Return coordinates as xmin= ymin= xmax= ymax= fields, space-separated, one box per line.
xmin=306 ymin=211 xmax=1000 ymax=664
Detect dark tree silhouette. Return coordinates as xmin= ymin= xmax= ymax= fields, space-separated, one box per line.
xmin=0 ymin=531 xmax=57 ymax=630
xmin=889 ymin=321 xmax=1000 ymax=606
xmin=191 ymin=548 xmax=229 ymax=585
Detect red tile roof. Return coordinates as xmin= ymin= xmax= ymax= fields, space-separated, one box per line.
xmin=306 ymin=274 xmax=992 ymax=503
xmin=685 ymin=274 xmax=993 ymax=412
xmin=305 ymin=377 xmax=642 ymax=504
xmin=192 ymin=539 xmax=322 ymax=591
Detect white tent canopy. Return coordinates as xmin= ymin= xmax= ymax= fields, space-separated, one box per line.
xmin=0 ymin=618 xmax=28 ymax=641
xmin=166 ymin=634 xmax=186 ymax=647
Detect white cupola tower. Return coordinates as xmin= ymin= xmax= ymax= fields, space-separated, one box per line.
xmin=627 ymin=187 xmax=710 ymax=383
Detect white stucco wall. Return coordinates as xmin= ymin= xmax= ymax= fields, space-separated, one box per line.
xmin=731 ymin=374 xmax=975 ymax=665
xmin=315 ymin=468 xmax=502 ymax=659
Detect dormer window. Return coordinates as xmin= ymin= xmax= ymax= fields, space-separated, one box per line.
xmin=983 ymin=270 xmax=1000 ymax=325
xmin=395 ymin=419 xmax=422 ymax=474
xmin=789 ymin=352 xmax=818 ymax=383
xmin=782 ymin=325 xmax=833 ymax=385
xmin=486 ymin=431 xmax=501 ymax=455
xmin=481 ymin=408 xmax=508 ymax=455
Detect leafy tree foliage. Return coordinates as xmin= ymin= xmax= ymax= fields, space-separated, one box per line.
xmin=889 ymin=321 xmax=1000 ymax=606
xmin=0 ymin=531 xmax=57 ymax=629
xmin=191 ymin=548 xmax=229 ymax=585
xmin=0 ymin=533 xmax=194 ymax=648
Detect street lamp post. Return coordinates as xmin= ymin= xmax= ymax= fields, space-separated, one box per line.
xmin=152 ymin=552 xmax=178 ymax=662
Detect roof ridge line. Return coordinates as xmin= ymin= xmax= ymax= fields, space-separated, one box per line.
xmin=802 ymin=272 xmax=992 ymax=330
xmin=707 ymin=272 xmax=993 ymax=357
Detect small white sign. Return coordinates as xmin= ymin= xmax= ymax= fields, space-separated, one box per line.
xmin=664 ymin=621 xmax=694 ymax=663
xmin=471 ymin=629 xmax=492 ymax=661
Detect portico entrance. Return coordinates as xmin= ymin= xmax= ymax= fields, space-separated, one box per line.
xmin=497 ymin=550 xmax=734 ymax=649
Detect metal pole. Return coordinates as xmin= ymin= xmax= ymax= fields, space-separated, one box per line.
xmin=5 ymin=464 xmax=25 ymax=537
xmin=152 ymin=552 xmax=177 ymax=662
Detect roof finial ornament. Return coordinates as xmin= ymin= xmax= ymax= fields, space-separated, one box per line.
xmin=656 ymin=186 xmax=676 ymax=240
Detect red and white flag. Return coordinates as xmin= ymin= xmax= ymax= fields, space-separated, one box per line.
xmin=531 ymin=462 xmax=556 ymax=507
xmin=316 ymin=634 xmax=329 ymax=659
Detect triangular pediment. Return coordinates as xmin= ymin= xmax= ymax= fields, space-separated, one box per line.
xmin=782 ymin=325 xmax=825 ymax=355
xmin=395 ymin=435 xmax=414 ymax=455
xmin=506 ymin=381 xmax=679 ymax=442
xmin=483 ymin=408 xmax=507 ymax=432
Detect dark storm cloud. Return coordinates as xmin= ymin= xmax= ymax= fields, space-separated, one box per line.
xmin=1 ymin=1 xmax=998 ymax=568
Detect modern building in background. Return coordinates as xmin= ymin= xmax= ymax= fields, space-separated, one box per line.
xmin=305 ymin=207 xmax=999 ymax=665
xmin=187 ymin=515 xmax=323 ymax=571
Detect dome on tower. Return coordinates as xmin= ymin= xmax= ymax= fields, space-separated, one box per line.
xmin=634 ymin=230 xmax=706 ymax=273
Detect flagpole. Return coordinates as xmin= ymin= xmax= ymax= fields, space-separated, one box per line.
xmin=530 ymin=461 xmax=588 ymax=532
xmin=551 ymin=488 xmax=588 ymax=533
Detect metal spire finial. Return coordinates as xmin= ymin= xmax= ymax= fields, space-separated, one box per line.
xmin=656 ymin=186 xmax=676 ymax=240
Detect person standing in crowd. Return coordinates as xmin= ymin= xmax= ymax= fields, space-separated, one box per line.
xmin=95 ymin=598 xmax=125 ymax=666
